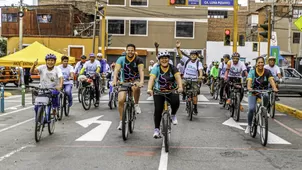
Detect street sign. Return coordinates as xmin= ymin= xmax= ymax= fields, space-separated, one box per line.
xmin=188 ymin=0 xmax=199 ymax=5
xmin=201 ymin=0 xmax=233 ymax=6
xmin=270 ymin=46 xmax=280 ymax=65
xmin=75 ymin=115 xmax=112 ymax=142
xmin=271 ymin=31 xmax=277 ymax=46
xmin=294 ymin=16 xmax=302 ymax=32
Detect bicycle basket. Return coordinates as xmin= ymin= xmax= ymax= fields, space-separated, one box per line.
xmin=32 ymin=89 xmax=39 ymax=105
xmin=82 ymin=79 xmax=92 ymax=87
xmin=34 ymin=96 xmax=50 ymax=105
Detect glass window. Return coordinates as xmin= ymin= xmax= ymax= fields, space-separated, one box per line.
xmin=208 ymin=10 xmax=228 ymax=19
xmin=1 ymin=13 xmax=18 ymax=22
xmin=175 ymin=21 xmax=194 ymax=38
xmin=130 ymin=0 xmax=148 ymax=6
xmin=108 ymin=20 xmax=125 ymax=35
xmin=37 ymin=14 xmax=52 ymax=23
xmin=130 ymin=20 xmax=147 ymax=36
xmin=108 ymin=0 xmax=125 ymax=5
xmin=293 ymin=32 xmax=300 ymax=44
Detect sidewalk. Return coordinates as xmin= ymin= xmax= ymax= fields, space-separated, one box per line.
xmin=275 ymin=97 xmax=302 ymax=120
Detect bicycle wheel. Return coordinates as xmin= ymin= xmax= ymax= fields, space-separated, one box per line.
xmin=250 ymin=111 xmax=258 ymax=138
xmin=189 ymin=100 xmax=193 ymax=121
xmin=57 ymin=93 xmax=64 ymax=121
xmin=259 ymin=107 xmax=268 ymax=146
xmin=162 ymin=112 xmax=170 ymax=152
xmin=129 ymin=104 xmax=135 ymax=134
xmin=81 ymin=88 xmax=91 ymax=110
xmin=270 ymin=92 xmax=276 ymax=118
xmin=233 ymin=93 xmax=240 ymax=122
xmin=108 ymin=93 xmax=114 ymax=110
xmin=35 ymin=106 xmax=44 ymax=142
xmin=48 ymin=106 xmax=55 ymax=135
xmin=64 ymin=95 xmax=70 ymax=116
xmin=214 ymin=84 xmax=219 ymax=100
xmin=78 ymin=86 xmax=82 ymax=103
xmin=122 ymin=104 xmax=129 ymax=141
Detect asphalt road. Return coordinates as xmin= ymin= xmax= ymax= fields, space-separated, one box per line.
xmin=1 ymin=84 xmax=302 ymax=170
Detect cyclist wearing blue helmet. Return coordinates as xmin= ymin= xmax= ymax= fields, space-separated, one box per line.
xmin=80 ymin=53 xmax=101 ymax=105
xmin=30 ymin=53 xmax=63 ymax=116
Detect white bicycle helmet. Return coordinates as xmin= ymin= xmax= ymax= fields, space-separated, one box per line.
xmin=157 ymin=51 xmax=170 ymax=60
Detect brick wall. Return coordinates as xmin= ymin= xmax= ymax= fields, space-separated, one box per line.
xmin=207 ymin=0 xmax=269 ymax=41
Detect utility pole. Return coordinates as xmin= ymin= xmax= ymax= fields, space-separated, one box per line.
xmin=101 ymin=7 xmax=106 ymax=59
xmin=92 ymin=0 xmax=98 ymax=54
xmin=272 ymin=0 xmax=275 ymax=31
xmin=233 ymin=0 xmax=238 ymax=53
xmin=288 ymin=0 xmax=293 ymax=53
xmin=267 ymin=10 xmax=271 ymax=57
xmin=18 ymin=0 xmax=23 ymax=51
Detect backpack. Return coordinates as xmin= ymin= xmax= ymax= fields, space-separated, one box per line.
xmin=184 ymin=59 xmax=200 ymax=76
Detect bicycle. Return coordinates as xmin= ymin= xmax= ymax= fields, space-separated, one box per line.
xmin=184 ymin=78 xmax=199 ymax=121
xmin=57 ymin=87 xmax=70 ymax=121
xmin=249 ymin=90 xmax=271 ymax=146
xmin=212 ymin=78 xmax=220 ymax=100
xmin=29 ymin=86 xmax=56 ymax=142
xmin=154 ymin=90 xmax=176 ymax=152
xmin=267 ymin=80 xmax=278 ymax=118
xmin=108 ymin=81 xmax=118 ymax=109
xmin=228 ymin=81 xmax=243 ymax=121
xmin=81 ymin=74 xmax=99 ymax=110
xmin=119 ymin=82 xmax=136 ymax=141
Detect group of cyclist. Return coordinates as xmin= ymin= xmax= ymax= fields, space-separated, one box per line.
xmin=30 ymin=39 xmax=281 ymax=139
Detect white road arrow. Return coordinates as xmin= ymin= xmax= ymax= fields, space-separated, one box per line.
xmin=76 ymin=115 xmax=112 ymax=142
xmin=222 ymin=118 xmax=291 ymax=145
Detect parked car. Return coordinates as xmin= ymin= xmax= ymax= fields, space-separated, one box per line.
xmin=279 ymin=67 xmax=302 ymax=96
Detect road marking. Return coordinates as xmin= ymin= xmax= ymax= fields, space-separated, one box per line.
xmin=0 ymin=145 xmax=34 ymax=162
xmin=222 ymin=118 xmax=245 ymax=130
xmin=4 ymin=105 xmax=22 ymax=110
xmin=100 ymin=95 xmax=109 ymax=100
xmin=126 ymin=151 xmax=156 ymax=156
xmin=223 ymin=118 xmax=291 ymax=144
xmin=273 ymin=119 xmax=302 ymax=137
xmin=274 ymin=113 xmax=287 ymax=116
xmin=198 ymin=95 xmax=209 ymax=102
xmin=158 ymin=141 xmax=168 ymax=170
xmin=76 ymin=115 xmax=112 ymax=142
xmin=0 ymin=106 xmax=34 ymax=117
xmin=0 ymin=118 xmax=34 ymax=133
xmin=5 ymin=94 xmax=31 ymax=99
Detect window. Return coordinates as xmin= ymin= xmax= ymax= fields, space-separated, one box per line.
xmin=252 ymin=43 xmax=258 ymax=52
xmin=108 ymin=0 xmax=126 ymax=6
xmin=208 ymin=10 xmax=228 ymax=18
xmin=293 ymin=32 xmax=300 ymax=44
xmin=130 ymin=0 xmax=148 ymax=6
xmin=175 ymin=21 xmax=194 ymax=38
xmin=1 ymin=13 xmax=18 ymax=22
xmin=129 ymin=20 xmax=148 ymax=36
xmin=37 ymin=14 xmax=52 ymax=23
xmin=108 ymin=20 xmax=125 ymax=35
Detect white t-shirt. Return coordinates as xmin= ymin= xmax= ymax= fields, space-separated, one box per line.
xmin=83 ymin=60 xmax=100 ymax=74
xmin=227 ymin=60 xmax=247 ymax=78
xmin=58 ymin=64 xmax=74 ymax=85
xmin=37 ymin=65 xmax=63 ymax=88
xmin=74 ymin=61 xmax=85 ymax=74
xmin=181 ymin=56 xmax=203 ymax=79
xmin=177 ymin=63 xmax=184 ymax=74
xmin=219 ymin=62 xmax=227 ymax=78
xmin=264 ymin=65 xmax=280 ymax=79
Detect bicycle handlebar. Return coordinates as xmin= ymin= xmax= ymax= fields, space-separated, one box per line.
xmin=249 ymin=89 xmax=272 ymax=94
xmin=26 ymin=85 xmax=56 ymax=91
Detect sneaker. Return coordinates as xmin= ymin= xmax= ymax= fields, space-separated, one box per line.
xmin=219 ymin=100 xmax=223 ymax=104
xmin=171 ymin=115 xmax=178 ymax=125
xmin=153 ymin=128 xmax=160 ymax=139
xmin=226 ymin=99 xmax=231 ymax=105
xmin=240 ymin=104 xmax=244 ymax=112
xmin=134 ymin=104 xmax=142 ymax=114
xmin=245 ymin=125 xmax=250 ymax=134
xmin=117 ymin=121 xmax=122 ymax=130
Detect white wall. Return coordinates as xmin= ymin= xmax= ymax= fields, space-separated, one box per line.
xmin=206 ymin=41 xmax=268 ymax=65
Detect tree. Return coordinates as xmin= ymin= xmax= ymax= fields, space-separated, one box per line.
xmin=0 ymin=39 xmax=7 ymax=57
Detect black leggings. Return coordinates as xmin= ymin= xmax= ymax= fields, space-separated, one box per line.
xmin=153 ymin=93 xmax=180 ymax=129
xmin=92 ymin=76 xmax=100 ymax=101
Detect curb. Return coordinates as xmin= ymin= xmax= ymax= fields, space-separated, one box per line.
xmin=4 ymin=92 xmax=12 ymax=97
xmin=275 ymin=103 xmax=302 ymax=120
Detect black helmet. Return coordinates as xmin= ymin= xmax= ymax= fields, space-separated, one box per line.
xmin=81 ymin=55 xmax=87 ymax=59
xmin=232 ymin=52 xmax=240 ymax=58
xmin=223 ymin=54 xmax=230 ymax=59
xmin=190 ymin=50 xmax=198 ymax=55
